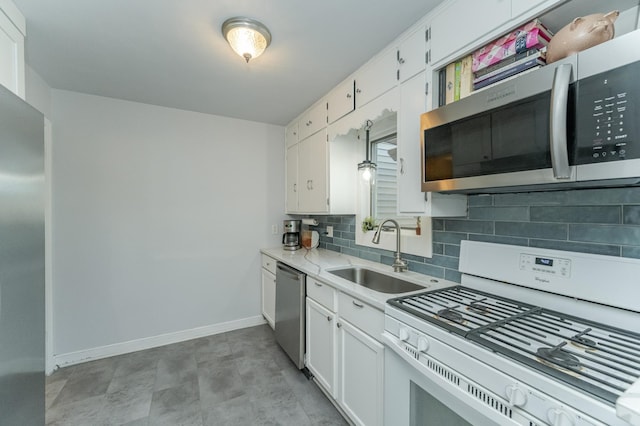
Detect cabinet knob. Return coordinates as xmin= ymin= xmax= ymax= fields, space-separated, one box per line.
xmin=398 ymin=57 xmax=405 ymax=64
xmin=337 ymin=322 xmax=342 ymax=328
xmin=346 ymin=93 xmax=352 ymax=98
xmin=327 ymin=316 xmax=331 ymax=322
xmin=356 ymin=88 xmax=362 ymax=94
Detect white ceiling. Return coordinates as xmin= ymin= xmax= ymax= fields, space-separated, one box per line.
xmin=13 ymin=0 xmax=444 ymax=125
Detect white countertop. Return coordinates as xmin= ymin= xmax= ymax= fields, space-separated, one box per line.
xmin=260 ymin=247 xmax=456 ymax=311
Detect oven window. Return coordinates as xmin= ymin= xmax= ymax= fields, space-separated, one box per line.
xmin=410 ymin=381 xmax=472 ymax=426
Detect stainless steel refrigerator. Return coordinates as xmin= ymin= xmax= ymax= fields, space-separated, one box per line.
xmin=0 ymin=84 xmax=45 ymax=425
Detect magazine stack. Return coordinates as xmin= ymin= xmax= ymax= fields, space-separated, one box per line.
xmin=471 ymin=19 xmax=553 ymax=90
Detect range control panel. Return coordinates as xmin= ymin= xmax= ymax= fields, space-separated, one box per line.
xmin=576 ymin=61 xmax=638 ymax=164
xmin=519 ymin=253 xmax=571 ymax=278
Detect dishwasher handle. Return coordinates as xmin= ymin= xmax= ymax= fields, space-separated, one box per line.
xmin=276 ymin=262 xmax=303 ymax=280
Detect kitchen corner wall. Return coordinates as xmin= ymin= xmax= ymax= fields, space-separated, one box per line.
xmin=51 ymin=90 xmax=285 ymax=360
xmin=312 ymin=186 xmax=640 ymax=283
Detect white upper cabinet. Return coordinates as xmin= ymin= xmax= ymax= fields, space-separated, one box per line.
xmin=355 ymin=48 xmax=397 ymax=109
xmin=397 ymin=72 xmax=428 ymax=214
xmin=0 ymin=0 xmax=26 ymax=98
xmin=327 ymin=79 xmax=355 ymax=124
xmin=298 ymin=101 xmax=327 ymax=140
xmin=285 ymin=121 xmax=299 ymax=148
xmin=430 ymin=0 xmax=511 ymax=66
xmin=285 ymin=144 xmax=299 ymax=212
xmin=397 ymin=26 xmax=427 ymax=84
xmin=297 ymin=129 xmax=328 ymax=213
xmin=511 ymin=0 xmax=549 ymax=20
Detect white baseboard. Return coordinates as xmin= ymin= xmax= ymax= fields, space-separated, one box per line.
xmin=50 ymin=315 xmax=266 ymax=372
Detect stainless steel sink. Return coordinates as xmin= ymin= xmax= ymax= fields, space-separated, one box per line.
xmin=328 ymin=267 xmax=425 ymax=294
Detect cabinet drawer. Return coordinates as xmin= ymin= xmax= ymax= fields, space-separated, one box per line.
xmin=307 ymin=278 xmax=336 ymax=311
xmin=338 ymin=292 xmax=384 ymax=340
xmin=261 ymin=255 xmax=277 ymax=275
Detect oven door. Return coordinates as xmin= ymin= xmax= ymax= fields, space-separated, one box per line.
xmin=383 ymin=332 xmax=521 ymax=426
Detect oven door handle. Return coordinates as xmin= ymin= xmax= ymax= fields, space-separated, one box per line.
xmin=549 ymin=63 xmax=572 ymax=180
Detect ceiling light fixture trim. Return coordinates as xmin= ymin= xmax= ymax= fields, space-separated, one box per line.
xmin=221 ymin=17 xmax=272 ymax=63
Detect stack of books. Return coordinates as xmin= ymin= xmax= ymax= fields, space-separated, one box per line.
xmin=471 ymin=19 xmax=552 ymax=90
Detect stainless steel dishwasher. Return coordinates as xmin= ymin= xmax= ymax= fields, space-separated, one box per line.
xmin=275 ymin=262 xmax=306 ymax=369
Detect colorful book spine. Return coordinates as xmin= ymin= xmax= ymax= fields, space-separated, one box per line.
xmin=445 ymin=62 xmax=456 ymax=105
xmin=473 ymin=50 xmax=545 ymax=84
xmin=473 ymin=58 xmax=544 ymax=90
xmin=454 ymin=61 xmax=462 ymax=101
xmin=459 ymin=55 xmax=473 ymax=99
xmin=474 ymin=48 xmax=544 ymax=78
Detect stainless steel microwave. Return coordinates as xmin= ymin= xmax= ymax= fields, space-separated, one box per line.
xmin=421 ymin=29 xmax=640 ymax=193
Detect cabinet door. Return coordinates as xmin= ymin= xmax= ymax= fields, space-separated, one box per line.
xmin=338 ymin=319 xmax=384 ymax=426
xmin=285 ymin=144 xmax=298 ymax=213
xmin=430 ymin=0 xmax=510 ymax=65
xmin=0 ymin=9 xmax=25 ymax=98
xmin=299 ymin=101 xmax=327 ymax=140
xmin=327 ymin=79 xmax=355 ymax=124
xmin=355 ymin=48 xmax=397 ymax=109
xmin=298 ymin=130 xmax=328 ymax=213
xmin=306 ymin=297 xmax=336 ymax=397
xmin=261 ymin=269 xmax=276 ymax=328
xmin=511 ymin=0 xmax=549 ymax=19
xmin=397 ymin=27 xmax=426 ymax=84
xmin=285 ymin=121 xmax=299 ymax=148
xmin=398 ymin=72 xmax=428 ymax=214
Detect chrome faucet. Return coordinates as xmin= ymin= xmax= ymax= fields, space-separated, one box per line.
xmin=372 ymin=219 xmax=408 ymax=272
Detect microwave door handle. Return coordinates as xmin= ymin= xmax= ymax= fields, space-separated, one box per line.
xmin=549 ymin=63 xmax=572 ymax=179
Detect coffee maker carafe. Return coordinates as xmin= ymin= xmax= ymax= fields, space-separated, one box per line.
xmin=282 ymin=220 xmax=301 ymax=251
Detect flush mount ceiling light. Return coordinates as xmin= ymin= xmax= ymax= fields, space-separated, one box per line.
xmin=221 ymin=17 xmax=272 ymax=63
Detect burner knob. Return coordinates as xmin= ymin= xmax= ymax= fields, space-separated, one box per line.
xmin=547 ymin=408 xmax=575 ymax=426
xmin=417 ymin=337 xmax=429 ymax=353
xmin=399 ymin=328 xmax=410 ymax=342
xmin=505 ymin=384 xmax=527 ymax=407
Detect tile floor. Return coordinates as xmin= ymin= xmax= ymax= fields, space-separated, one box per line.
xmin=46 ymin=324 xmax=348 ymax=426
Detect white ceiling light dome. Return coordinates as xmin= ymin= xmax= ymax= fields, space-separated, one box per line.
xmin=221 ymin=17 xmax=272 ymax=63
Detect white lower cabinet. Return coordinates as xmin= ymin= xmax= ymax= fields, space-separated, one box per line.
xmin=305 ymin=280 xmax=384 ymax=426
xmin=338 ymin=319 xmax=384 ymax=426
xmin=260 ymin=255 xmax=276 ymax=328
xmin=306 ymin=297 xmax=337 ymax=396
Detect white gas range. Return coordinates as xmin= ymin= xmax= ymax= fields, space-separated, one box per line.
xmin=383 ymin=241 xmax=640 ymax=426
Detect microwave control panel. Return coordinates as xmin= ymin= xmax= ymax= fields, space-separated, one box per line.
xmin=576 ymin=61 xmax=638 ymax=164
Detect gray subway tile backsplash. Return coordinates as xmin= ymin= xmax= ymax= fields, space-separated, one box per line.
xmin=301 ymin=187 xmax=640 ymax=285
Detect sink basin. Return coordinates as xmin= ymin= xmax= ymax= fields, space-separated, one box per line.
xmin=328 ymin=267 xmax=425 ymax=294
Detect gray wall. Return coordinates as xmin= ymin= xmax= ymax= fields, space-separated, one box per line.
xmin=311 ymin=187 xmax=640 ymax=283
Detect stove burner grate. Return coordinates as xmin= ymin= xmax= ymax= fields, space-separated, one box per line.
xmin=467 ymin=299 xmax=491 ymax=314
xmin=536 ymin=342 xmax=582 ymax=369
xmin=569 ymin=328 xmax=597 ymax=349
xmin=437 ymin=306 xmax=464 ymax=324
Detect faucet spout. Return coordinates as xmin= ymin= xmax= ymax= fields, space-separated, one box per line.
xmin=371 ymin=218 xmax=408 ymax=272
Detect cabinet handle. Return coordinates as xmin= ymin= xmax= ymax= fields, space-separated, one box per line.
xmin=352 ymin=301 xmax=364 ymax=308
xmin=399 ymin=57 xmax=405 ymax=65
xmin=346 ymin=93 xmax=352 ymax=98
xmin=327 ymin=316 xmax=332 ymax=322
xmin=308 ymin=120 xmax=313 ymax=126
xmin=315 ymin=282 xmax=322 ymax=287
xmin=356 ymin=88 xmax=362 ymax=94
xmin=309 ymin=179 xmax=314 ymax=190
xmin=294 ymin=183 xmax=297 ymax=193
xmin=337 ymin=322 xmax=342 ymax=328
xmin=400 ymin=158 xmax=405 ymax=175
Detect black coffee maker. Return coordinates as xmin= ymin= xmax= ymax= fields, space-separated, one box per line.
xmin=282 ymin=219 xmax=301 ymax=251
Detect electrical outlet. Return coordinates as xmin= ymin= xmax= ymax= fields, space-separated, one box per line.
xmin=271 ymin=224 xmax=278 ymax=235
xmin=326 ymin=225 xmax=334 ymax=238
